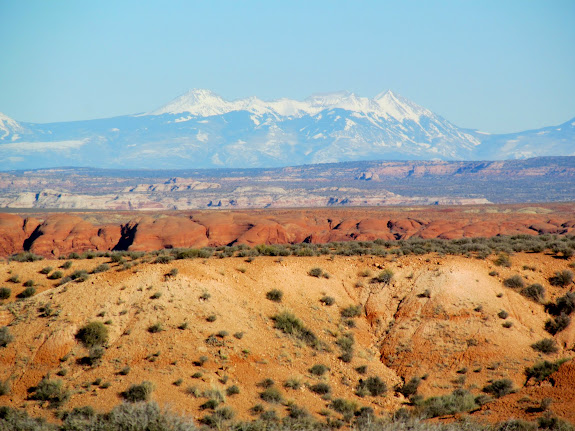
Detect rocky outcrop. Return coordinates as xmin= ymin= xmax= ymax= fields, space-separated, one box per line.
xmin=1 ymin=204 xmax=574 ymax=257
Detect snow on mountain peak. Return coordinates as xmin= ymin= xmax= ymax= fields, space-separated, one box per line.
xmin=148 ymin=89 xmax=433 ymax=123
xmin=0 ymin=112 xmax=23 ymax=140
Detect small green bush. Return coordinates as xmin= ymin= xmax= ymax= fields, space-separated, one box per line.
xmin=418 ymin=389 xmax=478 ymax=418
xmin=356 ymin=376 xmax=387 ymax=396
xmin=39 ymin=267 xmax=53 ymax=275
xmin=260 ymin=387 xmax=283 ymax=404
xmin=0 ymin=326 xmax=14 ymax=348
xmin=17 ymin=286 xmax=36 ymax=298
xmin=545 ymin=314 xmax=571 ymax=335
xmin=320 ymin=296 xmax=335 ymax=306
xmin=373 ymin=269 xmax=394 ymax=284
xmin=498 ymin=310 xmax=509 ymax=319
xmin=549 ymin=270 xmax=573 ymax=287
xmin=70 ymin=270 xmax=89 ymax=282
xmin=30 ymin=378 xmax=70 ymax=408
xmin=122 ymin=381 xmax=154 ymax=402
xmin=308 ymin=267 xmax=323 ymax=278
xmin=503 ymin=275 xmax=525 ymax=289
xmin=0 ymin=287 xmax=11 ymax=300
xmin=309 ymin=382 xmax=330 ymax=395
xmin=494 ymin=253 xmax=511 ymax=267
xmin=396 ymin=377 xmax=421 ymax=398
xmin=482 ymin=379 xmax=514 ymax=398
xmin=266 ymin=289 xmax=283 ymax=302
xmin=284 ymin=378 xmax=302 ymax=390
xmin=76 ymin=322 xmax=109 ymax=348
xmin=91 ymin=264 xmax=110 ymax=274
xmin=272 ymin=311 xmax=319 ymax=348
xmin=341 ymin=305 xmax=362 ymax=318
xmin=47 ymin=271 xmax=63 ymax=280
xmin=226 ymin=385 xmax=240 ymax=396
xmin=23 ymin=279 xmax=35 ymax=287
xmin=520 ymin=284 xmax=545 ymax=303
xmin=0 ymin=379 xmax=10 ymax=396
xmin=148 ymin=322 xmax=163 ymax=333
xmin=7 ymin=275 xmax=20 ymax=283
xmin=531 ymin=338 xmax=559 ymax=354
xmin=309 ymin=364 xmax=329 ymax=376
xmin=524 ymin=359 xmax=568 ymax=384
xmin=61 ymin=261 xmax=73 ymax=269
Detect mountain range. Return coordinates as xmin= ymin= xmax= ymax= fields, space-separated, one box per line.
xmin=1 ymin=89 xmax=573 ymax=170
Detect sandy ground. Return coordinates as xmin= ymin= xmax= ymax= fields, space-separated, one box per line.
xmin=0 ymin=251 xmax=574 ymax=424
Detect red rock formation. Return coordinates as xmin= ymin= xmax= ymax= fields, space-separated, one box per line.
xmin=1 ymin=204 xmax=574 ymax=257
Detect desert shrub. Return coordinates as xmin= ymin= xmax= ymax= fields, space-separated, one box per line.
xmin=0 ymin=326 xmax=12 ymax=348
xmin=494 ymin=253 xmax=511 ymax=267
xmin=30 ymin=378 xmax=70 ymax=408
xmin=537 ymin=414 xmax=574 ymax=431
xmin=545 ymin=314 xmax=571 ymax=335
xmin=199 ymin=399 xmax=219 ymax=410
xmin=531 ymin=338 xmax=559 ymax=354
xmin=498 ymin=310 xmax=509 ymax=319
xmin=396 ymin=377 xmax=421 ymax=398
xmin=373 ymin=269 xmax=394 ymax=284
xmin=330 ymin=398 xmax=358 ymax=420
xmin=39 ymin=266 xmax=53 ymax=275
xmin=503 ymin=275 xmax=525 ymax=289
xmin=547 ymin=292 xmax=575 ymax=316
xmin=23 ymin=279 xmax=35 ymax=287
xmin=150 ymin=291 xmax=162 ymax=299
xmin=260 ymin=387 xmax=282 ymax=403
xmin=482 ymin=379 xmax=514 ymax=398
xmin=309 ymin=364 xmax=329 ymax=376
xmin=47 ymin=271 xmax=63 ymax=280
xmin=549 ymin=270 xmax=573 ymax=287
xmin=0 ymin=379 xmax=10 ymax=396
xmin=417 ymin=389 xmax=478 ymax=418
xmin=70 ymin=270 xmax=89 ymax=282
xmin=122 ymin=381 xmax=154 ymax=403
xmin=0 ymin=287 xmax=11 ymax=300
xmin=17 ymin=286 xmax=36 ymax=298
xmin=91 ymin=263 xmax=110 ymax=274
xmin=341 ymin=304 xmax=363 ymax=318
xmin=165 ymin=268 xmax=179 ymax=278
xmin=272 ymin=311 xmax=319 ymax=348
xmin=266 ymin=289 xmax=283 ymax=302
xmin=286 ymin=404 xmax=310 ymax=420
xmin=81 ymin=346 xmax=106 ymax=366
xmin=502 ymin=321 xmax=514 ymax=328
xmin=154 ymin=255 xmax=174 ymax=264
xmin=520 ymin=284 xmax=546 ymax=303
xmin=226 ymin=385 xmax=240 ymax=396
xmin=524 ymin=359 xmax=569 ymax=384
xmin=308 ymin=267 xmax=323 ymax=278
xmin=320 ymin=295 xmax=335 ymax=306
xmin=7 ymin=274 xmax=20 ymax=283
xmin=10 ymin=252 xmax=43 ymax=262
xmin=355 ymin=365 xmax=368 ymax=374
xmin=309 ymin=382 xmax=331 ymax=395
xmin=61 ymin=261 xmax=73 ymax=269
xmin=257 ymin=378 xmax=275 ymax=389
xmin=356 ymin=376 xmax=387 ymax=397
xmin=148 ymin=322 xmax=163 ymax=333
xmin=284 ymin=378 xmax=302 ymax=390
xmin=76 ymin=322 xmax=109 ymax=348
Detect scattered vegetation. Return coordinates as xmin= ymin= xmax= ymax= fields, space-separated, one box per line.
xmin=29 ymin=378 xmax=70 ymax=408
xmin=17 ymin=286 xmax=36 ymax=298
xmin=524 ymin=359 xmax=569 ymax=384
xmin=0 ymin=287 xmax=11 ymax=300
xmin=340 ymin=304 xmax=363 ymax=318
xmin=520 ymin=283 xmax=546 ymax=303
xmin=309 ymin=364 xmax=329 ymax=376
xmin=549 ymin=270 xmax=573 ymax=287
xmin=320 ymin=295 xmax=335 ymax=306
xmin=356 ymin=376 xmax=387 ymax=397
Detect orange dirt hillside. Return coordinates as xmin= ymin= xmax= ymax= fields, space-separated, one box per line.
xmin=1 ymin=249 xmax=574 ymax=425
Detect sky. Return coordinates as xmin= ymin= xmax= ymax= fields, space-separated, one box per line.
xmin=0 ymin=0 xmax=574 ymax=133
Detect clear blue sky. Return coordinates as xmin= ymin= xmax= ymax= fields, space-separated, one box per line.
xmin=1 ymin=0 xmax=573 ymax=133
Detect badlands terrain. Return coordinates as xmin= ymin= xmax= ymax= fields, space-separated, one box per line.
xmin=0 ymin=206 xmax=575 ymax=429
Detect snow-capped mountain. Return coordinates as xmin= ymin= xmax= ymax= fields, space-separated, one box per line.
xmin=0 ymin=90 xmax=573 ymax=170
